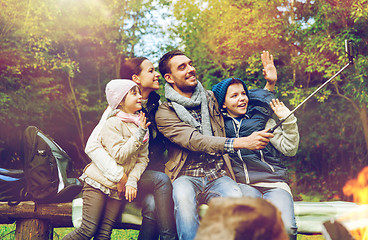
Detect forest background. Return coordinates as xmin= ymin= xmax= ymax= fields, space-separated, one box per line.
xmin=1 ymin=0 xmax=367 ymax=202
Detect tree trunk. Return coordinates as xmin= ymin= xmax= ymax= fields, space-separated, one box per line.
xmin=67 ymin=76 xmax=85 ymax=150
xmin=335 ymin=86 xmax=368 ymax=154
xmin=359 ymin=103 xmax=368 ymax=153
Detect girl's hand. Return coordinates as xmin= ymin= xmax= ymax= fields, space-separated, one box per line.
xmin=125 ymin=186 xmax=137 ymax=202
xmin=270 ymin=99 xmax=291 ymax=119
xmin=117 ymin=174 xmax=128 ymax=198
xmin=139 ymin=112 xmax=151 ymax=129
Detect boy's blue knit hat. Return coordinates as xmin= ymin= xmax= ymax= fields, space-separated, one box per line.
xmin=212 ymin=78 xmax=249 ymax=107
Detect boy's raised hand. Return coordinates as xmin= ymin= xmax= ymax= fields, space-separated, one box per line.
xmin=139 ymin=112 xmax=151 ymax=129
xmin=261 ymin=51 xmax=277 ymax=91
xmin=270 ymin=99 xmax=291 ymax=119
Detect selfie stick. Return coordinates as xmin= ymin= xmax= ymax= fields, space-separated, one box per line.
xmin=268 ymin=40 xmax=355 ymax=133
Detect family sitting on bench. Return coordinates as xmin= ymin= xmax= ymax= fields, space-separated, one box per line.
xmin=63 ymin=50 xmax=299 ymax=240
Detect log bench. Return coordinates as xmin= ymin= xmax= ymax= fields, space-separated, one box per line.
xmin=0 ymin=201 xmax=73 ymax=239
xmin=0 ymin=201 xmax=141 ymax=239
xmin=0 ymin=199 xmax=364 ymax=239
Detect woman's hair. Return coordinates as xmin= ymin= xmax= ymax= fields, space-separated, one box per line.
xmin=120 ymin=57 xmax=148 ymax=79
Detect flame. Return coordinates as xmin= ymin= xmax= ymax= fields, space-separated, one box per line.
xmin=341 ymin=166 xmax=368 ymax=240
xmin=343 ymin=166 xmax=368 ymax=204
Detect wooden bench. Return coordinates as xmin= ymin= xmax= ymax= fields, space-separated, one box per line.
xmin=0 ymin=200 xmax=143 ymax=239
xmin=0 ymin=201 xmax=73 ymax=239
xmin=1 ymin=199 xmax=364 ymax=239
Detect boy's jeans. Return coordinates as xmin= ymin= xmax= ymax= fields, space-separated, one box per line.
xmin=172 ymin=175 xmax=242 ymax=240
xmin=238 ymin=183 xmax=298 ymax=240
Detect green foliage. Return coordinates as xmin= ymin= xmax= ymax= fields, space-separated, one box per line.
xmin=0 ymin=0 xmax=173 ymax=169
xmin=1 ymin=0 xmax=367 ymax=198
xmin=171 ymin=0 xmax=368 ymax=197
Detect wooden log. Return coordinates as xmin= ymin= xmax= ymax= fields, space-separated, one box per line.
xmin=15 ymin=219 xmax=52 ymax=240
xmin=0 ymin=201 xmax=73 ymax=227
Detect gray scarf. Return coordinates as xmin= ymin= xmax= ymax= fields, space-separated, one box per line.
xmin=165 ymin=82 xmax=213 ymax=136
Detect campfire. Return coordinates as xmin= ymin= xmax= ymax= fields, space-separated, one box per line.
xmin=340 ymin=166 xmax=368 ymax=240
xmin=322 ymin=166 xmax=368 ymax=240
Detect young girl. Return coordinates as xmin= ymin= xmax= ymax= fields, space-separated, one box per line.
xmin=212 ymin=77 xmax=299 ymax=240
xmin=63 ymin=79 xmax=150 ymax=240
xmin=83 ymin=57 xmax=177 ymax=240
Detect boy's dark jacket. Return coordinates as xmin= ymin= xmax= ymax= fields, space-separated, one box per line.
xmin=224 ymin=89 xmax=288 ymax=184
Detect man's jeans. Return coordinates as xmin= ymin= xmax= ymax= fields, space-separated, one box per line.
xmin=172 ymin=175 xmax=242 ymax=240
xmin=238 ymin=184 xmax=298 ymax=240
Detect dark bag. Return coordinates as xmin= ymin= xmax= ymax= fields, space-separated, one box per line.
xmin=0 ymin=168 xmax=31 ymax=205
xmin=21 ymin=126 xmax=82 ymax=203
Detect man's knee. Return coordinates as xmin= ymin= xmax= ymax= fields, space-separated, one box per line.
xmin=207 ymin=176 xmax=242 ymax=199
xmin=172 ymin=177 xmax=197 ymax=208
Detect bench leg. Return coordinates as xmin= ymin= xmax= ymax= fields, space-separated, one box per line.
xmin=15 ymin=219 xmax=53 ymax=240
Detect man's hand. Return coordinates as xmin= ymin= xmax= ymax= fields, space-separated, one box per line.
xmin=261 ymin=51 xmax=277 ymax=91
xmin=117 ymin=174 xmax=128 ymax=198
xmin=233 ymin=129 xmax=274 ymax=150
xmin=125 ymin=186 xmax=137 ymax=202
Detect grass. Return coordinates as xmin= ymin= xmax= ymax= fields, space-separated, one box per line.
xmin=0 ymin=223 xmax=325 ymax=240
xmin=297 ymin=235 xmax=325 ymax=240
xmin=54 ymin=227 xmax=139 ymax=239
xmin=0 ymin=224 xmax=139 ymax=240
xmin=0 ymin=224 xmax=15 ymax=240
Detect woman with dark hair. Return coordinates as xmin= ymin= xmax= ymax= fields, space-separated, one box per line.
xmin=84 ymin=57 xmax=177 ymax=240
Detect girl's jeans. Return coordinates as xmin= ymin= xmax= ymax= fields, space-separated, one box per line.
xmin=62 ymin=184 xmax=122 ymax=240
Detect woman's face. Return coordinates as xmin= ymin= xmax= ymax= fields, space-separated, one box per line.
xmin=136 ymin=59 xmax=160 ymax=92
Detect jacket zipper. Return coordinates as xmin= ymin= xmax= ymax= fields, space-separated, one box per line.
xmin=259 ymin=150 xmax=275 ymax=172
xmin=232 ymin=119 xmax=250 ymax=184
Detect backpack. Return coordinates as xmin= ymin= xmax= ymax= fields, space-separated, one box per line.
xmin=0 ymin=126 xmax=82 ymax=205
xmin=0 ymin=168 xmax=31 ymax=204
xmin=22 ymin=126 xmax=82 ymax=204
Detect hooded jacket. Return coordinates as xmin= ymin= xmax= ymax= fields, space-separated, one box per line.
xmin=82 ymin=111 xmax=149 ymax=190
xmin=224 ymin=89 xmax=299 ymax=184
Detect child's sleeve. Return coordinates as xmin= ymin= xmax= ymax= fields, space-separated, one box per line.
xmin=266 ymin=114 xmax=299 ymax=156
xmin=126 ymin=142 xmax=149 ymax=189
xmin=85 ymin=107 xmax=125 ymax=183
xmin=100 ymin=117 xmax=147 ymax=165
